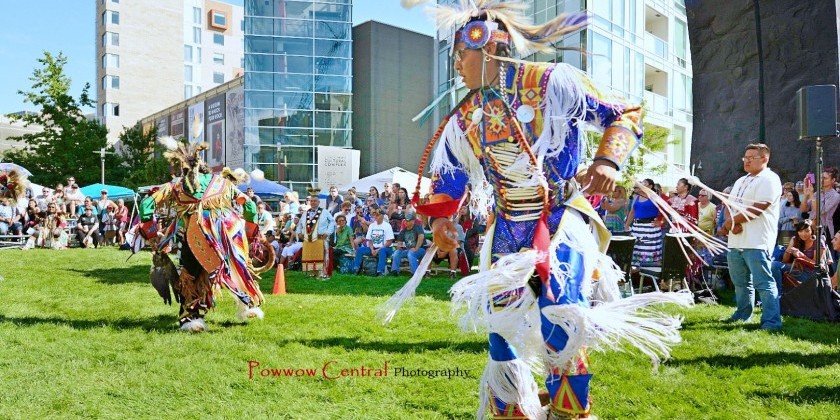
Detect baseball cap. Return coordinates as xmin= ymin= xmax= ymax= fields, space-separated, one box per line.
xmin=405 ymin=210 xmax=416 ymax=220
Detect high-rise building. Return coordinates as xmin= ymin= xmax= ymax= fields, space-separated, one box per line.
xmin=352 ymin=21 xmax=434 ymax=178
xmin=243 ymin=0 xmax=353 ymax=194
xmin=434 ymin=0 xmax=693 ymax=187
xmin=95 ymin=0 xmax=244 ymax=143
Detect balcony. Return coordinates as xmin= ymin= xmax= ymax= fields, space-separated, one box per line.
xmin=645 ymin=32 xmax=668 ymax=59
xmin=644 ymin=90 xmax=671 ymax=116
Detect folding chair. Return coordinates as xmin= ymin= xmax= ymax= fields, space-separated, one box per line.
xmin=639 ymin=233 xmax=692 ymax=292
xmin=606 ymin=235 xmax=635 ymax=297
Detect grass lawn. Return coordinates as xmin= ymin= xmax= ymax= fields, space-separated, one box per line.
xmin=0 ymin=248 xmax=838 ymax=419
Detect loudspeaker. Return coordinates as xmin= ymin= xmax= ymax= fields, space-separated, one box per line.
xmin=797 ymin=85 xmax=837 ymax=139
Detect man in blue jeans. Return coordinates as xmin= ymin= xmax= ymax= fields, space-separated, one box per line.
xmin=353 ymin=206 xmax=394 ymax=276
xmin=721 ymin=143 xmax=783 ymax=330
xmin=390 ymin=211 xmax=426 ymax=276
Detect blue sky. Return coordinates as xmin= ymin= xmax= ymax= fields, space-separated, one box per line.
xmin=0 ymin=1 xmax=434 ymax=115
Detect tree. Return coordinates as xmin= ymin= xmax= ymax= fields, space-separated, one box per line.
xmin=583 ymin=110 xmax=670 ymax=189
xmin=115 ymin=123 xmax=171 ymax=189
xmin=3 ymin=51 xmax=121 ymax=187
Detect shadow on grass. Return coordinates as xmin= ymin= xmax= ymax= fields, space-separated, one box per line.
xmin=0 ymin=313 xmax=183 ymax=333
xmin=672 ymin=349 xmax=840 ymax=370
xmin=683 ymin=312 xmax=840 ymax=346
xmin=278 ymin=335 xmax=487 ymax=354
xmin=259 ymin=270 xmax=454 ymax=301
xmin=751 ymin=385 xmax=840 ymax=404
xmin=68 ymin=265 xmax=151 ymax=285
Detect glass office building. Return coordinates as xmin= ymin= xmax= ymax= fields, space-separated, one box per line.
xmin=244 ymin=0 xmax=353 ymax=193
xmin=434 ymin=0 xmax=692 ymax=187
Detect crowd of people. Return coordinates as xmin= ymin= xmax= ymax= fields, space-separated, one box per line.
xmin=0 ymin=176 xmax=132 ymax=250
xmin=255 ymin=182 xmax=483 ymax=280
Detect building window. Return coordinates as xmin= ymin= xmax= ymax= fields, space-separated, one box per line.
xmin=102 ymin=75 xmax=119 ymax=90
xmin=184 ymin=45 xmax=193 ymax=62
xmin=102 ymin=53 xmax=119 ymax=69
xmin=211 ymin=11 xmax=227 ymax=28
xmin=110 ymin=11 xmax=119 ymax=25
xmin=193 ymin=27 xmax=201 ymax=44
xmin=213 ymin=53 xmax=224 ymax=65
xmin=213 ymin=33 xmax=224 ymax=46
xmin=196 ymin=47 xmax=202 ymax=63
xmin=213 ymin=72 xmax=224 ymax=84
xmin=103 ymin=102 xmax=119 ymax=117
xmin=193 ymin=7 xmax=201 ymax=25
xmin=184 ymin=65 xmax=193 ymax=82
xmin=184 ymin=85 xmax=193 ymax=99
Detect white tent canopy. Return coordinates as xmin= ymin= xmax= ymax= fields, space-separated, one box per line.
xmin=321 ymin=167 xmax=432 ymax=197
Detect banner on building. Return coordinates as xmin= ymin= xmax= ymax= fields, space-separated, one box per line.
xmin=225 ymin=87 xmax=245 ymax=169
xmin=205 ymin=94 xmax=226 ymax=169
xmin=317 ymin=146 xmax=359 ymax=189
xmin=156 ymin=115 xmax=169 ymax=138
xmin=170 ymin=109 xmax=186 ymax=139
xmin=188 ymin=102 xmax=205 ymax=145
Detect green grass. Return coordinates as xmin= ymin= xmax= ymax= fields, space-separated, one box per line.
xmin=0 ymin=248 xmax=838 ymax=419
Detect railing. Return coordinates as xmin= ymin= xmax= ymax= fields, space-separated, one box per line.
xmin=644 ymin=32 xmax=668 ymax=59
xmin=644 ymin=91 xmax=671 ymax=116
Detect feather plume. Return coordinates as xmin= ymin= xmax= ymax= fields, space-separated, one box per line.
xmin=158 ymin=136 xmax=179 ymax=151
xmin=250 ymin=168 xmax=265 ymax=181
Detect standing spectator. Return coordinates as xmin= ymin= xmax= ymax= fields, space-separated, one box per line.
xmin=778 ymin=190 xmax=802 ymax=232
xmin=325 ymin=185 xmax=343 ymax=215
xmin=722 ymin=143 xmax=782 ymax=331
xmin=830 ymin=231 xmax=840 ymax=290
xmin=668 ymin=178 xmax=698 ymax=231
xmin=245 ymin=187 xmax=262 ymax=204
xmin=801 ymin=167 xmax=840 ymax=241
xmin=115 ymin=199 xmax=129 ymax=245
xmin=76 ymin=206 xmax=101 ymax=248
xmin=101 ymin=204 xmax=119 ymax=245
xmin=780 ymin=182 xmax=794 ymax=203
xmin=625 ymin=179 xmax=662 ymax=266
xmin=96 ymin=190 xmax=115 ymax=220
xmin=696 ymin=190 xmax=716 ymax=236
xmin=602 ymin=185 xmax=629 ymax=233
xmin=390 ymin=210 xmax=427 ymax=275
xmin=352 ymin=206 xmax=394 ymax=276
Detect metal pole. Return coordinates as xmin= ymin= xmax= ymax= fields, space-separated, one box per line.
xmin=815 ymin=137 xmax=823 ymax=267
xmin=100 ymin=148 xmax=106 ymax=184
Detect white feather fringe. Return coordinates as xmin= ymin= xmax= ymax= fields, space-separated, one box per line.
xmin=477 ymin=358 xmax=546 ymax=420
xmin=158 ymin=135 xmax=179 ymax=151
xmin=378 ymin=245 xmax=439 ymax=325
xmin=541 ymin=291 xmax=693 ymax=369
xmin=533 ymin=64 xmax=589 ymax=159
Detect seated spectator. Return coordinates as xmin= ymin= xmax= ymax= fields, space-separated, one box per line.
xmin=96 ymin=190 xmax=115 ymax=221
xmin=350 ymin=206 xmax=370 ymax=250
xmin=256 ymin=202 xmax=275 ymax=235
xmin=23 ymin=203 xmax=68 ymax=250
xmin=353 ymin=206 xmax=394 ymax=276
xmin=330 ymin=214 xmax=354 ymax=261
xmin=277 ymin=213 xmax=295 ymax=245
xmin=77 ymin=197 xmax=99 ymax=217
xmin=278 ymin=227 xmax=302 ymax=269
xmin=772 ymin=220 xmax=829 ymax=292
xmin=284 ymin=191 xmax=300 ymax=216
xmin=266 ymin=231 xmax=281 ymax=267
xmin=431 ymin=214 xmax=465 ymax=279
xmin=23 ymin=199 xmax=42 ymax=235
xmin=345 ymin=187 xmax=364 ymax=210
xmin=390 ymin=210 xmax=427 ymax=275
xmin=53 ymin=184 xmax=67 ymax=214
xmin=65 ymin=182 xmax=83 ymax=215
xmin=388 ymin=204 xmax=405 ymax=232
xmin=336 ymin=201 xmax=352 ymax=224
xmin=831 ymin=232 xmax=840 ymax=290
xmin=778 ymin=190 xmax=802 ymax=232
xmin=36 ymin=187 xmax=52 ymax=212
xmin=368 ymin=186 xmax=385 ymax=207
xmin=0 ymin=197 xmax=22 ymax=236
xmin=76 ymin=206 xmax=101 ymax=248
xmin=387 ymin=187 xmax=411 ymax=217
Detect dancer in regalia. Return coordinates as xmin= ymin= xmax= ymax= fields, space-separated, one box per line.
xmin=384 ymin=1 xmax=696 ymax=418
xmin=138 ymin=138 xmax=272 ymax=332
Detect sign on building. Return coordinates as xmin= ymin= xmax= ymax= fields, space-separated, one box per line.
xmin=317 ymin=146 xmax=359 ymax=189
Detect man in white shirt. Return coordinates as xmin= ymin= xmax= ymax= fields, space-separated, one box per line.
xmin=352 ymin=206 xmax=394 ymax=276
xmin=256 ymin=202 xmax=275 ymax=235
xmin=721 ymin=143 xmax=783 ymax=330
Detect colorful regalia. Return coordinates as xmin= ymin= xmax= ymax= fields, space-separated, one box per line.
xmin=297 ymin=201 xmax=336 ymax=277
xmin=138 ymin=138 xmax=269 ymax=332
xmin=383 ymin=2 xmax=695 ymax=419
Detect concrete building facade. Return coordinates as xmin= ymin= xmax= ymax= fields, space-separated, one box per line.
xmin=352 ymin=21 xmax=434 ymax=178
xmin=96 ymin=0 xmax=244 ymax=143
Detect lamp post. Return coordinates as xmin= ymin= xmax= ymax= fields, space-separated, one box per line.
xmin=93 ymin=147 xmax=115 ymax=184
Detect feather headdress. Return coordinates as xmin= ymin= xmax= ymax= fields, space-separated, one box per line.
xmin=158 ymin=136 xmax=209 ymax=191
xmin=0 ymin=170 xmax=28 ymax=202
xmin=402 ymin=0 xmax=588 ymax=56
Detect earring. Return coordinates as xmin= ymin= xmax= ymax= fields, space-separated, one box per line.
xmin=485 ymin=56 xmax=491 ymax=62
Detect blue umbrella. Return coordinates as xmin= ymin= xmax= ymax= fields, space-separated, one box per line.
xmin=79 ymin=183 xmax=136 ymax=200
xmin=237 ymin=179 xmax=290 ymax=197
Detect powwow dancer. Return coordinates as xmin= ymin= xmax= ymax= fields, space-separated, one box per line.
xmin=138 ymin=137 xmax=272 ymax=332
xmin=383 ymin=1 xmax=695 ymax=418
